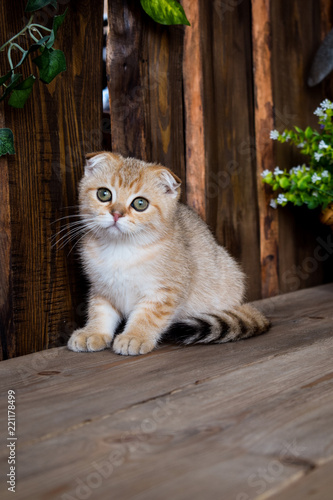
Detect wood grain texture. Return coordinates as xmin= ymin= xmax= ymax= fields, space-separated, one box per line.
xmin=269 ymin=460 xmax=333 ymax=500
xmin=319 ymin=1 xmax=333 ymax=137
xmin=199 ymin=0 xmax=261 ymax=300
xmin=0 ymin=284 xmax=332 ymax=499
xmin=271 ymin=0 xmax=333 ymax=294
xmin=251 ymin=0 xmax=280 ymax=298
xmin=0 ymin=0 xmax=104 ymax=359
xmin=107 ymin=0 xmax=186 ymax=194
xmin=320 ymin=0 xmax=333 ymax=36
xmin=0 ymin=110 xmax=14 ymax=359
xmin=1 ymin=284 xmax=332 ymax=443
xmin=182 ymin=0 xmax=206 ymax=220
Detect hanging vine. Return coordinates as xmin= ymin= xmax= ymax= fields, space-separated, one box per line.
xmin=0 ymin=0 xmax=67 ymax=156
xmin=0 ymin=0 xmax=189 ymax=157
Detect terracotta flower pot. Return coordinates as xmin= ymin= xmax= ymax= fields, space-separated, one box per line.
xmin=320 ymin=202 xmax=333 ymax=230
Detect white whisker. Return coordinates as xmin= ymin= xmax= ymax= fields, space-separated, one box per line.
xmin=67 ymin=226 xmax=99 ymax=256
xmin=50 ymin=219 xmax=96 ymax=240
xmin=51 ymin=220 xmax=95 ymax=240
xmin=55 ymin=226 xmax=96 ymax=250
xmin=51 ymin=214 xmax=93 ymax=224
xmin=52 ymin=221 xmax=97 ymax=249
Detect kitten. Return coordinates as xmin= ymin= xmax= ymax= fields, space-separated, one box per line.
xmin=67 ymin=152 xmax=270 ymax=356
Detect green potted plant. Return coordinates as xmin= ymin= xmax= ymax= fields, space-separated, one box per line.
xmin=262 ymin=99 xmax=333 ymax=230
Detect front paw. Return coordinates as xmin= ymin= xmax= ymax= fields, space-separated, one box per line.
xmin=67 ymin=328 xmax=112 ymax=352
xmin=113 ymin=333 xmax=156 ymax=356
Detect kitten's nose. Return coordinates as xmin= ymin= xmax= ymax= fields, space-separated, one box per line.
xmin=112 ymin=211 xmax=123 ymax=223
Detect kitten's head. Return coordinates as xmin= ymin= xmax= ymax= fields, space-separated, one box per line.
xmin=79 ymin=152 xmax=181 ymax=243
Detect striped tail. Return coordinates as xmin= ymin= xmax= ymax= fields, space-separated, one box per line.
xmin=164 ymin=304 xmax=270 ymax=345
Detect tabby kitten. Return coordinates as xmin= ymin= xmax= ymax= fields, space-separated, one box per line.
xmin=67 ymin=152 xmax=270 ymax=356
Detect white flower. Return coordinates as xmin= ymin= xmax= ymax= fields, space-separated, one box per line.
xmin=277 ymin=194 xmax=288 ymax=204
xmin=312 ymin=173 xmax=321 ymax=183
xmin=297 ymin=142 xmax=305 ymax=148
xmin=314 ymin=152 xmax=323 ymax=161
xmin=304 ymin=166 xmax=310 ymax=171
xmin=312 ymin=191 xmax=318 ymax=197
xmin=319 ymin=140 xmax=329 ymax=149
xmin=314 ymin=107 xmax=326 ymax=117
xmin=270 ymin=130 xmax=279 ymax=140
xmin=270 ymin=199 xmax=277 ymax=209
xmin=282 ymin=131 xmax=290 ymax=141
xmin=261 ymin=169 xmax=271 ymax=178
xmin=320 ymin=99 xmax=333 ymax=110
xmin=289 ymin=166 xmax=302 ymax=174
xmin=322 ymin=170 xmax=329 ymax=178
xmin=274 ymin=166 xmax=284 ymax=175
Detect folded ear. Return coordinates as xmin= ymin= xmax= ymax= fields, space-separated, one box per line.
xmin=84 ymin=151 xmax=122 ymax=175
xmin=156 ymin=167 xmax=182 ymax=198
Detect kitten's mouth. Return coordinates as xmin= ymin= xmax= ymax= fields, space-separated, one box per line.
xmin=109 ymin=223 xmax=122 ymax=233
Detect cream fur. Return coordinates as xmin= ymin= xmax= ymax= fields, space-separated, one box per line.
xmin=67 ymin=152 xmax=266 ymax=356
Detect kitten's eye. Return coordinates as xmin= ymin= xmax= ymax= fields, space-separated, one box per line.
xmin=97 ymin=188 xmax=112 ymax=202
xmin=131 ymin=197 xmax=149 ymax=212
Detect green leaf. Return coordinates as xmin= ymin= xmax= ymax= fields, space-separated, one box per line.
xmin=8 ymin=75 xmax=36 ymax=108
xmin=46 ymin=8 xmax=68 ymax=49
xmin=140 ymin=0 xmax=190 ymax=25
xmin=0 ymin=70 xmax=13 ymax=86
xmin=32 ymin=36 xmax=50 ymax=48
xmin=262 ymin=172 xmax=273 ymax=184
xmin=305 ymin=126 xmax=313 ymax=140
xmin=297 ymin=175 xmax=311 ymax=190
xmin=33 ymin=48 xmax=66 ymax=83
xmin=0 ymin=74 xmax=22 ymax=102
xmin=279 ymin=177 xmax=291 ymax=189
xmin=25 ymin=0 xmax=57 ymax=12
xmin=0 ymin=128 xmax=15 ymax=156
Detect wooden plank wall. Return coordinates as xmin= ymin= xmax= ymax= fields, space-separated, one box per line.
xmin=252 ymin=0 xmax=279 ymax=298
xmin=1 ymin=0 xmax=333 ymax=359
xmin=270 ymin=0 xmax=333 ymax=294
xmin=199 ymin=0 xmax=262 ymax=299
xmin=107 ymin=0 xmax=186 ymax=197
xmin=0 ymin=0 xmax=104 ymax=359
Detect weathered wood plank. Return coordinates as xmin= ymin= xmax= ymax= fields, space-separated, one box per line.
xmin=269 ymin=460 xmax=333 ymax=500
xmin=0 ymin=0 xmax=104 ymax=358
xmin=12 ymin=335 xmax=333 ymax=458
xmin=1 ymin=285 xmax=333 ymax=499
xmin=320 ymin=1 xmax=333 ymax=109
xmin=107 ymin=0 xmax=148 ymax=159
xmin=271 ymin=0 xmax=333 ymax=294
xmin=12 ymin=341 xmax=333 ymax=499
xmin=107 ymin=0 xmax=186 ymax=193
xmin=320 ymin=0 xmax=333 ymax=37
xmin=3 ymin=444 xmax=304 ymax=500
xmin=0 ymin=110 xmax=14 ymax=359
xmin=200 ymin=0 xmax=261 ymax=301
xmin=182 ymin=0 xmax=206 ymax=220
xmin=148 ymin=22 xmax=185 ymax=190
xmin=0 ymin=283 xmax=332 ymax=443
xmin=251 ymin=0 xmax=280 ymax=298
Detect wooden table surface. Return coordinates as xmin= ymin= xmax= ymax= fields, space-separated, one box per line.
xmin=1 ymin=283 xmax=333 ymax=500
